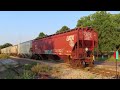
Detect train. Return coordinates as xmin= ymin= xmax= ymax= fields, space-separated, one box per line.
xmin=0 ymin=27 xmax=98 ymax=67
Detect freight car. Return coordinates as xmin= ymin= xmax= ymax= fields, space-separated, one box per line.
xmin=1 ymin=46 xmax=10 ymax=55
xmin=10 ymin=45 xmax=18 ymax=56
xmin=0 ymin=45 xmax=18 ymax=56
xmin=18 ymin=40 xmax=32 ymax=58
xmin=1 ymin=48 xmax=7 ymax=54
xmin=5 ymin=46 xmax=11 ymax=55
xmin=31 ymin=27 xmax=98 ymax=67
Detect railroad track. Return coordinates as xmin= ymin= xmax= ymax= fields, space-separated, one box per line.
xmin=68 ymin=61 xmax=120 ymax=79
xmin=84 ymin=67 xmax=120 ymax=79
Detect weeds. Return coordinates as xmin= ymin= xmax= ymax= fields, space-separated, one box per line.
xmin=96 ymin=56 xmax=120 ymax=62
xmin=5 ymin=70 xmax=17 ymax=79
xmin=89 ymin=75 xmax=95 ymax=79
xmin=20 ymin=70 xmax=35 ymax=79
xmin=106 ymin=56 xmax=120 ymax=62
xmin=3 ymin=62 xmax=37 ymax=79
xmin=24 ymin=62 xmax=38 ymax=70
xmin=51 ymin=67 xmax=60 ymax=73
xmin=31 ymin=64 xmax=53 ymax=75
xmin=0 ymin=54 xmax=10 ymax=59
xmin=1 ymin=60 xmax=55 ymax=79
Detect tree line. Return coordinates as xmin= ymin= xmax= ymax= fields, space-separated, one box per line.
xmin=76 ymin=11 xmax=120 ymax=53
xmin=0 ymin=43 xmax=13 ymax=49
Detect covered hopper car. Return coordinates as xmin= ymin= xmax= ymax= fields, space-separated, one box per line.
xmin=10 ymin=45 xmax=18 ymax=56
xmin=1 ymin=48 xmax=7 ymax=54
xmin=31 ymin=27 xmax=98 ymax=67
xmin=0 ymin=45 xmax=18 ymax=56
xmin=18 ymin=40 xmax=32 ymax=58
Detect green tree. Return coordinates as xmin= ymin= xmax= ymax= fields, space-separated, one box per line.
xmin=36 ymin=32 xmax=47 ymax=39
xmin=0 ymin=43 xmax=13 ymax=49
xmin=56 ymin=26 xmax=70 ymax=34
xmin=76 ymin=11 xmax=120 ymax=53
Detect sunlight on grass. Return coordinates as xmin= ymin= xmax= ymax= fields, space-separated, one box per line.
xmin=96 ymin=55 xmax=120 ymax=62
xmin=0 ymin=54 xmax=10 ymax=59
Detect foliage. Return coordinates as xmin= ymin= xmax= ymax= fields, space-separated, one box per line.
xmin=24 ymin=62 xmax=38 ymax=70
xmin=31 ymin=64 xmax=53 ymax=74
xmin=36 ymin=32 xmax=47 ymax=39
xmin=56 ymin=26 xmax=70 ymax=34
xmin=4 ymin=62 xmax=37 ymax=79
xmin=20 ymin=70 xmax=35 ymax=79
xmin=0 ymin=43 xmax=13 ymax=49
xmin=106 ymin=56 xmax=120 ymax=62
xmin=76 ymin=11 xmax=120 ymax=53
xmin=0 ymin=54 xmax=10 ymax=59
xmin=5 ymin=70 xmax=17 ymax=79
xmin=96 ymin=55 xmax=120 ymax=62
xmin=19 ymin=62 xmax=38 ymax=79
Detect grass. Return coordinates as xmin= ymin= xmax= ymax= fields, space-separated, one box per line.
xmin=31 ymin=64 xmax=61 ymax=79
xmin=96 ymin=57 xmax=108 ymax=61
xmin=4 ymin=70 xmax=36 ymax=79
xmin=89 ymin=76 xmax=95 ymax=79
xmin=5 ymin=70 xmax=17 ymax=79
xmin=31 ymin=64 xmax=53 ymax=75
xmin=24 ymin=62 xmax=38 ymax=70
xmin=1 ymin=60 xmax=57 ymax=79
xmin=106 ymin=56 xmax=120 ymax=62
xmin=96 ymin=56 xmax=120 ymax=62
xmin=0 ymin=54 xmax=10 ymax=59
xmin=1 ymin=62 xmax=38 ymax=79
xmin=19 ymin=62 xmax=38 ymax=79
xmin=20 ymin=70 xmax=35 ymax=79
xmin=5 ymin=63 xmax=54 ymax=79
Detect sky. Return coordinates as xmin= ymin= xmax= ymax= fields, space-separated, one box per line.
xmin=0 ymin=11 xmax=120 ymax=45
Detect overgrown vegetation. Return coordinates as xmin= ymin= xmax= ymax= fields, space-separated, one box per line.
xmin=5 ymin=70 xmax=18 ymax=79
xmin=106 ymin=56 xmax=120 ymax=62
xmin=96 ymin=56 xmax=120 ymax=62
xmin=20 ymin=70 xmax=35 ymax=79
xmin=0 ymin=54 xmax=10 ymax=59
xmin=19 ymin=62 xmax=38 ymax=79
xmin=1 ymin=61 xmax=57 ymax=79
xmin=24 ymin=62 xmax=38 ymax=70
xmin=31 ymin=64 xmax=53 ymax=74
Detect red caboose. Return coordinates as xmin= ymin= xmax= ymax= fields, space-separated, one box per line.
xmin=32 ymin=27 xmax=98 ymax=67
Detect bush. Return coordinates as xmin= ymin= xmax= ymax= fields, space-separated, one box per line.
xmin=0 ymin=54 xmax=10 ymax=59
xmin=106 ymin=56 xmax=120 ymax=62
xmin=20 ymin=70 xmax=35 ymax=79
xmin=31 ymin=64 xmax=53 ymax=74
xmin=5 ymin=70 xmax=16 ymax=79
xmin=24 ymin=62 xmax=38 ymax=70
